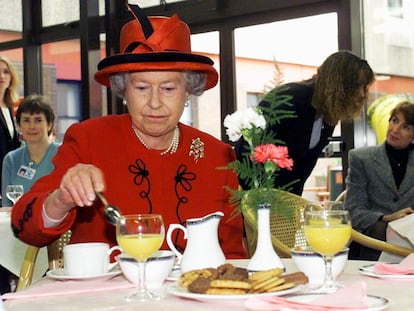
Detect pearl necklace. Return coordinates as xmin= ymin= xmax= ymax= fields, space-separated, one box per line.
xmin=132 ymin=124 xmax=180 ymax=156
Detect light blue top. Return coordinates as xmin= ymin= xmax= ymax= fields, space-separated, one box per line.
xmin=1 ymin=141 xmax=60 ymax=206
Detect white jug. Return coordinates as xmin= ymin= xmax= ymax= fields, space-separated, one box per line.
xmin=166 ymin=211 xmax=226 ymax=273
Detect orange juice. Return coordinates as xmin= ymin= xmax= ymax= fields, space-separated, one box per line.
xmin=304 ymin=224 xmax=351 ymax=256
xmin=117 ymin=234 xmax=163 ymax=261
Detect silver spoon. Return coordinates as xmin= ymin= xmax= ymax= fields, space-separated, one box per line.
xmin=96 ymin=192 xmax=122 ymax=226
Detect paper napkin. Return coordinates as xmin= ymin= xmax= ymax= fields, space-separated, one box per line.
xmin=374 ymin=253 xmax=414 ymax=275
xmin=388 ymin=213 xmax=414 ymax=245
xmin=245 ymin=281 xmax=368 ymax=310
xmin=1 ymin=276 xmax=135 ymax=300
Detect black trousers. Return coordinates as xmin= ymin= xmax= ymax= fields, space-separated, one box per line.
xmin=0 ymin=265 xmax=11 ymax=295
xmin=349 ymin=221 xmax=387 ymax=261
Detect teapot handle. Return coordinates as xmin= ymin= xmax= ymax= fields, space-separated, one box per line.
xmin=166 ymin=224 xmax=187 ymax=262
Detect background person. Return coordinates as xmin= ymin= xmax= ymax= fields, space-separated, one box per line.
xmin=2 ymin=94 xmax=59 ymax=206
xmin=11 ymin=4 xmax=246 ymax=260
xmin=344 ymin=101 xmax=414 ymax=260
xmin=0 ymin=55 xmax=20 ymax=295
xmin=0 ymin=55 xmax=20 ymax=200
xmin=235 ymin=50 xmax=375 ymax=195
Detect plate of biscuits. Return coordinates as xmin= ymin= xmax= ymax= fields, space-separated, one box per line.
xmin=167 ymin=263 xmax=308 ymax=302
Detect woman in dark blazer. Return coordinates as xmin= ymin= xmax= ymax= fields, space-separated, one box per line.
xmin=0 ymin=55 xmax=20 ymax=295
xmin=0 ymin=56 xmax=20 ymax=197
xmin=236 ymin=51 xmax=375 ymax=195
xmin=345 ymin=101 xmax=414 ymax=260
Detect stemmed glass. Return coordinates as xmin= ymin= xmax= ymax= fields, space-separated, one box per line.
xmin=116 ymin=214 xmax=165 ymax=302
xmin=6 ymin=185 xmax=24 ymax=205
xmin=304 ymin=209 xmax=351 ymax=293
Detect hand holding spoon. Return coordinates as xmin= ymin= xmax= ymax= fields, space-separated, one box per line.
xmin=96 ymin=192 xmax=122 ymax=226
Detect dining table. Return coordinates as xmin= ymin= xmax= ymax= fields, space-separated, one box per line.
xmin=0 ymin=208 xmax=48 ymax=282
xmin=2 ymin=257 xmax=413 ymax=311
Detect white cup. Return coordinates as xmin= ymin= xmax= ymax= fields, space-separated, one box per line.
xmin=63 ymin=242 xmax=121 ymax=277
xmin=117 ymin=250 xmax=175 ymax=288
xmin=291 ymin=246 xmax=349 ymax=285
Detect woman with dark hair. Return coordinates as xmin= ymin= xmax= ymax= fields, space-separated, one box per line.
xmin=345 ymin=101 xmax=414 ymax=260
xmin=2 ymin=94 xmax=59 ymax=206
xmin=11 ymin=4 xmax=246 ymax=260
xmin=236 ymin=51 xmax=375 ymax=195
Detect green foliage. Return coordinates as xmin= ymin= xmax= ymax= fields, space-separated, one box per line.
xmin=259 ymin=85 xmax=297 ymax=128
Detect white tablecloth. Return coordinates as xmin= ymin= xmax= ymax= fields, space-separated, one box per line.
xmin=3 ymin=258 xmax=414 ymax=310
xmin=0 ymin=208 xmax=48 ymax=280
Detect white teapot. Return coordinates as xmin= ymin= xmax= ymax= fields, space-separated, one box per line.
xmin=166 ymin=211 xmax=226 ymax=273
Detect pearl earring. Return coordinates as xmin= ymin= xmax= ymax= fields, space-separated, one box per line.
xmin=122 ymin=98 xmax=127 ymax=106
xmin=185 ymin=97 xmax=190 ymax=107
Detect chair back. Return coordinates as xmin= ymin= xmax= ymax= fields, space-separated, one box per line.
xmin=335 ymin=190 xmax=414 ymax=258
xmin=243 ymin=189 xmax=309 ymax=258
xmin=47 ymin=231 xmax=72 ymax=271
xmin=16 ymin=231 xmax=71 ymax=291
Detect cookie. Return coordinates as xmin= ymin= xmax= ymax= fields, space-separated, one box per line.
xmin=210 ymin=279 xmax=251 ymax=290
xmin=280 ymin=272 xmax=309 ymax=285
xmin=205 ymin=288 xmax=247 ymax=295
xmin=248 ymin=268 xmax=283 ymax=282
xmin=250 ymin=277 xmax=285 ymax=293
xmin=178 ymin=268 xmax=217 ymax=288
xmin=266 ymin=281 xmax=296 ymax=292
xmin=188 ymin=276 xmax=212 ymax=294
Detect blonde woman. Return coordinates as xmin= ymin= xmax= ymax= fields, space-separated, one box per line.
xmin=0 ymin=56 xmax=20 ymax=192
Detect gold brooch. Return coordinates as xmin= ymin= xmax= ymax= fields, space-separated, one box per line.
xmin=189 ymin=138 xmax=204 ymax=162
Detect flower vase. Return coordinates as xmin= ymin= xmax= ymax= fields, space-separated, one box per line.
xmin=247 ymin=203 xmax=285 ymax=271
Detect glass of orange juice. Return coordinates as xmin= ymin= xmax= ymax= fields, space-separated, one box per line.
xmin=304 ymin=210 xmax=351 ymax=293
xmin=116 ymin=214 xmax=165 ymax=302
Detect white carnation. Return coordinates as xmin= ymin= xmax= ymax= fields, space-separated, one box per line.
xmin=224 ymin=108 xmax=266 ymax=142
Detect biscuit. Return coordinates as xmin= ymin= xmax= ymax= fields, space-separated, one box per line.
xmin=187 ymin=276 xmax=212 ymax=294
xmin=210 ymin=279 xmax=251 ymax=290
xmin=280 ymin=272 xmax=309 ymax=285
xmin=248 ymin=268 xmax=283 ymax=282
xmin=266 ymin=281 xmax=296 ymax=292
xmin=178 ymin=268 xmax=217 ymax=288
xmin=250 ymin=277 xmax=285 ymax=293
xmin=205 ymin=288 xmax=247 ymax=295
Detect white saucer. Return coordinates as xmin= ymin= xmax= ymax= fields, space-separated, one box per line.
xmin=46 ymin=268 xmax=121 ymax=281
xmin=359 ymin=263 xmax=414 ymax=279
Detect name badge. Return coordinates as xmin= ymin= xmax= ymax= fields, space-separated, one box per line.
xmin=17 ymin=165 xmax=36 ymax=180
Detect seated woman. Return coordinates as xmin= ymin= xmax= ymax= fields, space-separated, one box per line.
xmin=345 ymin=100 xmax=414 ymax=260
xmin=10 ymin=4 xmax=246 ymax=260
xmin=2 ymin=94 xmax=59 ymax=206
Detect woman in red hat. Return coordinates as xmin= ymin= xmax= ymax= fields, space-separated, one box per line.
xmin=11 ymin=5 xmax=246 ymax=260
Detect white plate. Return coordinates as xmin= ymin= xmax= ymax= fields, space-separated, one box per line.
xmin=359 ymin=263 xmax=414 ymax=279
xmin=46 ymin=268 xmax=122 ymax=281
xmin=167 ymin=282 xmax=304 ymax=302
xmin=272 ymin=293 xmax=389 ymax=311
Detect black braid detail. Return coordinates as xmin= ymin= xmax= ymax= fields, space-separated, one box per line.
xmin=171 ymin=164 xmax=196 ymax=246
xmin=11 ymin=197 xmax=36 ymax=237
xmin=128 ymin=158 xmax=152 ymax=213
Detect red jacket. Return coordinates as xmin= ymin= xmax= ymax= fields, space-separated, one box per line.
xmin=11 ymin=114 xmax=247 ymax=259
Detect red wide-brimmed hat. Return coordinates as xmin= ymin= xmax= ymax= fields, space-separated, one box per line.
xmin=94 ymin=4 xmax=218 ymax=90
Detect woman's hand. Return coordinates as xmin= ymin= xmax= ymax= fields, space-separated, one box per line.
xmin=44 ymin=164 xmax=105 ymax=220
xmin=382 ymin=207 xmax=414 ymax=222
